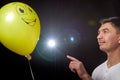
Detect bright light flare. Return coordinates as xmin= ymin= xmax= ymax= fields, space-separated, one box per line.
xmin=47 ymin=39 xmax=56 ymax=48
xmin=70 ymin=36 xmax=74 ymax=42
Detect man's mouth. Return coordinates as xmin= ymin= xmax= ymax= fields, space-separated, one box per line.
xmin=98 ymin=41 xmax=105 ymax=46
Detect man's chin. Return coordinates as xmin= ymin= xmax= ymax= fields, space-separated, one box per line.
xmin=99 ymin=47 xmax=106 ymax=52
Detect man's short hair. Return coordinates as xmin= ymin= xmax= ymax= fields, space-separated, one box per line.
xmin=99 ymin=17 xmax=120 ymax=32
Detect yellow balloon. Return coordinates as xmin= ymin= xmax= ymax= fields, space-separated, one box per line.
xmin=0 ymin=2 xmax=41 ymax=59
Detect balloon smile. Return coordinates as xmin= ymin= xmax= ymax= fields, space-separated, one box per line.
xmin=22 ymin=18 xmax=36 ymax=26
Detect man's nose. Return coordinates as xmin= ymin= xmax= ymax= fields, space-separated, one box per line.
xmin=97 ymin=33 xmax=102 ymax=39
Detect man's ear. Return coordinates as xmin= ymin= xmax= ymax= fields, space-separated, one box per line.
xmin=118 ymin=36 xmax=120 ymax=43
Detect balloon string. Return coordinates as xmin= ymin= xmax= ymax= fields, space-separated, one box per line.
xmin=28 ymin=60 xmax=35 ymax=80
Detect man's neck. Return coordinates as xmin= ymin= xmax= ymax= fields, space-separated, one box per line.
xmin=107 ymin=49 xmax=120 ymax=68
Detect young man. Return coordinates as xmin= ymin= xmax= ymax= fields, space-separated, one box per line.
xmin=67 ymin=17 xmax=120 ymax=80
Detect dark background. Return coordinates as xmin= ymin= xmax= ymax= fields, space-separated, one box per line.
xmin=0 ymin=0 xmax=120 ymax=80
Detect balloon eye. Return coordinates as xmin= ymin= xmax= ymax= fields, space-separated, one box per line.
xmin=19 ymin=8 xmax=24 ymax=13
xmin=29 ymin=8 xmax=32 ymax=12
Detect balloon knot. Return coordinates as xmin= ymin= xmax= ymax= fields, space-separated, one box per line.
xmin=25 ymin=54 xmax=32 ymax=61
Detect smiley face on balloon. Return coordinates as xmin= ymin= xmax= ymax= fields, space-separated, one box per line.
xmin=0 ymin=2 xmax=41 ymax=60
xmin=16 ymin=3 xmax=37 ymax=26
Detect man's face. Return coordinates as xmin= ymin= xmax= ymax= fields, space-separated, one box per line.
xmin=97 ymin=22 xmax=120 ymax=52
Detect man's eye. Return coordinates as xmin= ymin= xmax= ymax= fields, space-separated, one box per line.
xmin=104 ymin=30 xmax=109 ymax=33
xmin=98 ymin=31 xmax=100 ymax=35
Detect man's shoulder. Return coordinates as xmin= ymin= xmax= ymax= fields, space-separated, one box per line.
xmin=91 ymin=61 xmax=107 ymax=79
xmin=93 ymin=61 xmax=107 ymax=73
xmin=96 ymin=61 xmax=106 ymax=68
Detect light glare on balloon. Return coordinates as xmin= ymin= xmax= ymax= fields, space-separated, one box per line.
xmin=6 ymin=12 xmax=14 ymax=21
